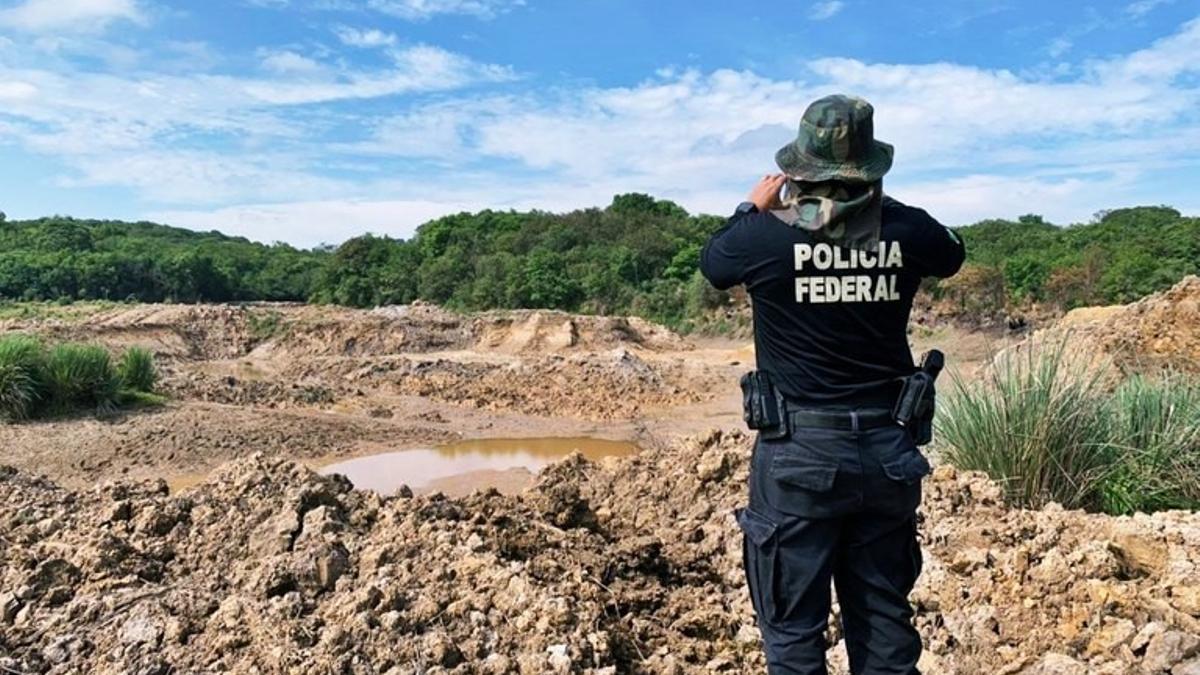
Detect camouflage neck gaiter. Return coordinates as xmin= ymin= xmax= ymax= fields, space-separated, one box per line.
xmin=770 ymin=179 xmax=883 ymax=252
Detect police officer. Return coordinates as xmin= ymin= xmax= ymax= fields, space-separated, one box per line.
xmin=700 ymin=95 xmax=965 ymax=674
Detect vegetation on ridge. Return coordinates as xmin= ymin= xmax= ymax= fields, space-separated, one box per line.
xmin=1 ymin=198 xmax=1196 ymax=331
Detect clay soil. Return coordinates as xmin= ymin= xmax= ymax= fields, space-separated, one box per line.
xmin=3 ymin=282 xmax=1200 ymax=673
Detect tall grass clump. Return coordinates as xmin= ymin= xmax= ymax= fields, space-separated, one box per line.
xmin=938 ymin=344 xmax=1115 ymax=511
xmin=43 ymin=343 xmax=121 ymax=415
xmin=1101 ymin=374 xmax=1200 ymax=514
xmin=118 ymin=347 xmax=158 ymax=393
xmin=0 ymin=335 xmax=46 ymax=420
xmin=939 ymin=342 xmax=1200 ymax=515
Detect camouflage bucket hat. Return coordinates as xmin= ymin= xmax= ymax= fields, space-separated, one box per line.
xmin=775 ymin=94 xmax=894 ymax=182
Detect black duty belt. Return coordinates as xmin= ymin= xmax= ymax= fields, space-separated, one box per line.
xmin=787 ymin=408 xmax=894 ymax=431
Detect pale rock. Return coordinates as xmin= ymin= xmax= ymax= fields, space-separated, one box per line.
xmin=735 ymin=623 xmax=761 ymax=643
xmin=482 ymin=653 xmax=512 ymax=674
xmin=119 ymin=615 xmax=163 ymax=647
xmin=825 ymin=640 xmax=850 ymax=674
xmin=1173 ymin=658 xmax=1200 ymax=675
xmin=1143 ymin=631 xmax=1200 ymax=673
xmin=1088 ymin=618 xmax=1137 ymax=655
xmin=1132 ymin=623 xmax=1168 ymax=653
xmin=1171 ymin=586 xmax=1200 ymax=617
xmin=547 ymin=644 xmax=571 ymax=673
xmin=950 ymin=547 xmax=990 ymax=574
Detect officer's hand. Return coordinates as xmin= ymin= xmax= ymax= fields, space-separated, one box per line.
xmin=748 ymin=173 xmax=786 ymax=212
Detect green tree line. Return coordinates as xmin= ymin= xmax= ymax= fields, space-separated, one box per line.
xmin=0 ymin=215 xmax=323 ymax=303
xmin=1 ymin=200 xmax=1196 ymax=330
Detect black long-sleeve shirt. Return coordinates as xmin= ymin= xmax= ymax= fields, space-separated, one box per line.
xmin=701 ymin=196 xmax=965 ymax=406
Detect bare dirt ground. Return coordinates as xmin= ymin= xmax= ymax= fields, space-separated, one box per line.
xmin=0 ymin=302 xmax=737 ymax=489
xmin=3 ymin=280 xmax=1199 ymax=673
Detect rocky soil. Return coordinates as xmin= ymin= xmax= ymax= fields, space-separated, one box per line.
xmin=3 ymin=431 xmax=1200 ymax=674
xmin=5 ymin=288 xmax=1200 ymax=673
xmin=276 ymin=348 xmax=710 ymax=421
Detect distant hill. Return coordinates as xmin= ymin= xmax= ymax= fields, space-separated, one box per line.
xmin=1 ymin=200 xmax=1196 ymax=332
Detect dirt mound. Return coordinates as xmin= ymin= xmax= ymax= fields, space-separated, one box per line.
xmin=1032 ymin=275 xmax=1200 ymax=373
xmin=4 ymin=431 xmax=1200 ymax=674
xmin=163 ymin=371 xmax=340 ymax=409
xmin=0 ymin=438 xmax=757 ymax=674
xmin=914 ymin=465 xmax=1200 ymax=674
xmin=251 ymin=306 xmax=689 ymax=362
xmin=472 ymin=311 xmax=691 ymax=354
xmin=2 ymin=304 xmax=264 ymax=361
xmin=248 ymin=302 xmax=473 ymax=360
xmin=288 ymin=348 xmax=711 ymax=420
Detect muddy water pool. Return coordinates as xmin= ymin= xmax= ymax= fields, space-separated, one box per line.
xmin=319 ymin=436 xmax=639 ymax=497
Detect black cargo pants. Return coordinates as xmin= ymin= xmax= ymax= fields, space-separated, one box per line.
xmin=736 ymin=411 xmax=930 ymax=675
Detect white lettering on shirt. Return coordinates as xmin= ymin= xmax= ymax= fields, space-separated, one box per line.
xmin=792 ymin=242 xmax=903 ymax=304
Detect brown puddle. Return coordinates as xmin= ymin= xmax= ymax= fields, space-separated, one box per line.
xmin=319 ymin=436 xmax=639 ymax=497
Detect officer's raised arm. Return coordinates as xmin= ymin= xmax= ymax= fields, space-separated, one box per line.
xmin=699 ymin=174 xmax=787 ymax=290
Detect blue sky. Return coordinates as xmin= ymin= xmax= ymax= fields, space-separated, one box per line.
xmin=0 ymin=0 xmax=1198 ymax=246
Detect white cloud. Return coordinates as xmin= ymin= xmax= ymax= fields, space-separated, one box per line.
xmin=239 ymin=45 xmax=515 ymax=105
xmin=809 ymin=1 xmax=845 ymax=21
xmin=1126 ymin=0 xmax=1176 ymax=18
xmin=4 ymin=10 xmax=1200 ymax=242
xmin=333 ymin=25 xmax=398 ymax=48
xmin=0 ymin=80 xmax=38 ymax=100
xmin=0 ymin=0 xmax=144 ymax=32
xmin=365 ymin=0 xmax=523 ymax=20
xmin=0 ymin=36 xmax=516 ymax=208
xmin=148 ymin=199 xmax=489 ymax=246
xmin=330 ymin=17 xmax=1200 ymax=229
xmin=259 ymin=50 xmax=325 ymax=75
xmin=1046 ymin=36 xmax=1072 ymax=58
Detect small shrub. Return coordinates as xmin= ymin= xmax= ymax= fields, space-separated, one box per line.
xmin=44 ymin=343 xmax=121 ymax=414
xmin=0 ymin=335 xmax=46 ymax=420
xmin=118 ymin=347 xmax=158 ymax=393
xmin=248 ymin=310 xmax=285 ymax=342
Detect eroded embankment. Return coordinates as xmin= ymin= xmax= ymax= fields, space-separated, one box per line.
xmin=3 ymin=432 xmax=1199 ymax=674
xmin=1021 ymin=275 xmax=1200 ymax=374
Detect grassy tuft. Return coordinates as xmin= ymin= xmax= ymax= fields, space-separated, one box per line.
xmin=118 ymin=347 xmax=158 ymax=393
xmin=247 ymin=310 xmax=286 ymax=342
xmin=0 ymin=335 xmax=46 ymax=421
xmin=1102 ymin=374 xmax=1200 ymax=514
xmin=939 ymin=343 xmax=1200 ymax=515
xmin=44 ymin=343 xmax=121 ymax=415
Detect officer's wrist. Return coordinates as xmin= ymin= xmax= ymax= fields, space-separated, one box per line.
xmin=734 ymin=201 xmax=759 ymax=217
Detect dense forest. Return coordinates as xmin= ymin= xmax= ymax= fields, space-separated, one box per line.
xmin=0 ymin=199 xmax=1195 ymax=331
xmin=0 ymin=212 xmax=324 ymax=304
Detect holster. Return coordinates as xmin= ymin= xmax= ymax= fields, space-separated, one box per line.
xmin=892 ymin=350 xmax=944 ymax=446
xmin=740 ymin=371 xmax=789 ymax=439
